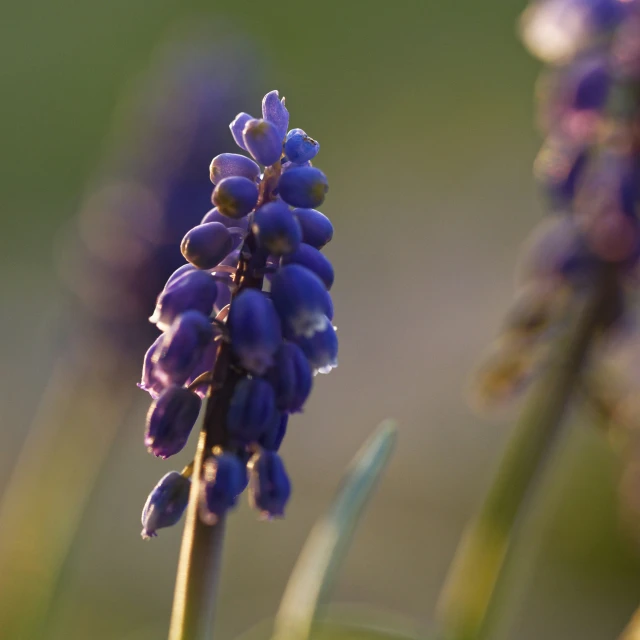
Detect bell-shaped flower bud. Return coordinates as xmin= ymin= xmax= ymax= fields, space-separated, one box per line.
xmin=145 ymin=386 xmax=201 ymax=459
xmin=141 ymin=471 xmax=191 ymax=539
xmin=212 ymin=176 xmax=259 ymax=219
xmin=154 ymin=311 xmax=214 ymax=387
xmin=260 ymin=413 xmax=288 ymax=452
xmin=262 ymin=90 xmax=289 ymax=139
xmin=243 ymin=119 xmax=283 ymax=167
xmin=292 ymin=208 xmax=334 ymax=249
xmin=252 ymin=201 xmax=301 ymax=255
xmin=281 ymin=243 xmax=334 ymax=290
xmin=267 ymin=342 xmax=313 ymax=412
xmin=284 ymin=128 xmax=319 ymax=164
xmin=138 ymin=335 xmax=167 ymax=399
xmin=271 ymin=264 xmax=333 ymax=339
xmin=229 ymin=112 xmax=253 ymax=151
xmin=248 ymin=450 xmax=291 ymax=518
xmin=199 ymin=453 xmax=247 ymax=525
xmin=209 ymin=153 xmax=261 ymax=185
xmin=227 ymin=377 xmax=277 ymax=444
xmin=278 ymin=166 xmax=328 ymax=209
xmin=181 ymin=222 xmax=234 ymax=270
xmin=150 ymin=269 xmax=218 ymax=332
xmin=228 ymin=289 xmax=282 ymax=374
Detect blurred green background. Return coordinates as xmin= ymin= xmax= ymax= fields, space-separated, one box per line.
xmin=2 ymin=1 xmax=640 ymax=639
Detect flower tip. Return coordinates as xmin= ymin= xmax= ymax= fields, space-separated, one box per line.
xmin=141 ymin=528 xmax=157 ymax=540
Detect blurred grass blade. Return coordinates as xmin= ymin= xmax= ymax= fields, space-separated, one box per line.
xmin=620 ymin=606 xmax=640 ymax=640
xmin=271 ymin=420 xmax=398 ymax=640
xmin=0 ymin=352 xmax=136 ymax=639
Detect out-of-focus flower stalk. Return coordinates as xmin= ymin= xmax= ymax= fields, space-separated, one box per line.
xmin=436 ymin=267 xmax=615 ymax=640
xmin=0 ymin=21 xmax=257 ymax=639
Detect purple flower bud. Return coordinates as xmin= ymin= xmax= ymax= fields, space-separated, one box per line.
xmin=138 ymin=335 xmax=167 ymax=399
xmin=281 ymin=243 xmax=334 ymax=290
xmin=184 ymin=340 xmax=218 ymax=398
xmin=150 ymin=269 xmax=218 ymax=332
xmin=243 ymin=119 xmax=283 ymax=166
xmin=165 ymin=263 xmax=197 ymax=290
xmin=201 ymin=207 xmax=249 ymax=230
xmin=228 ymin=289 xmax=282 ymax=374
xmin=292 ymin=208 xmax=334 ymax=249
xmin=230 ymin=112 xmax=254 ymax=151
xmin=270 ymin=264 xmax=333 ymax=339
xmin=252 ymin=201 xmax=302 ymax=255
xmin=284 ymin=128 xmax=320 ymax=164
xmin=181 ymin=222 xmax=234 ymax=270
xmin=212 ymin=176 xmax=259 ymax=219
xmin=145 ymin=386 xmax=201 ymax=459
xmin=296 ymin=321 xmax=338 ymax=375
xmin=141 ymin=471 xmax=191 ymax=539
xmin=278 ymin=166 xmax=328 ymax=209
xmin=199 ymin=454 xmax=247 ymax=525
xmin=248 ymin=450 xmax=291 ymax=518
xmin=154 ymin=311 xmax=214 ymax=386
xmin=260 ymin=413 xmax=288 ymax=452
xmin=227 ymin=377 xmax=277 ymax=444
xmin=267 ymin=342 xmax=313 ymax=412
xmin=209 ymin=153 xmax=261 ymax=185
xmin=262 ymin=90 xmax=289 ymax=139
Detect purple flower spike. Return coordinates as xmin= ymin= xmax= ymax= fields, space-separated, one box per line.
xmin=201 ymin=207 xmax=250 ymax=230
xmin=154 ymin=310 xmax=214 ymax=386
xmin=252 ymin=201 xmax=302 ymax=255
xmin=292 ymin=208 xmax=334 ymax=248
xmin=281 ymin=243 xmax=334 ymax=290
xmin=262 ymin=90 xmax=289 ymax=139
xmin=270 ymin=264 xmax=333 ymax=339
xmin=230 ymin=112 xmax=253 ymax=151
xmin=145 ymin=386 xmax=201 ymax=459
xmin=267 ymin=343 xmax=313 ymax=412
xmin=284 ymin=128 xmax=320 ymax=164
xmin=138 ymin=335 xmax=167 ymax=399
xmin=248 ymin=450 xmax=291 ymax=519
xmin=296 ymin=321 xmax=339 ymax=375
xmin=278 ymin=166 xmax=328 ymax=209
xmin=209 ymin=153 xmax=261 ymax=185
xmin=227 ymin=377 xmax=277 ymax=444
xmin=260 ymin=413 xmax=288 ymax=452
xmin=181 ymin=222 xmax=233 ymax=270
xmin=228 ymin=289 xmax=282 ymax=374
xmin=199 ymin=454 xmax=247 ymax=525
xmin=141 ymin=471 xmax=191 ymax=539
xmin=150 ymin=269 xmax=218 ymax=332
xmin=212 ymin=176 xmax=259 ymax=219
xmin=243 ymin=119 xmax=283 ymax=167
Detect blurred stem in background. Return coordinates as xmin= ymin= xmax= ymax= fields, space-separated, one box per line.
xmin=0 ymin=20 xmax=258 ymax=639
xmin=436 ymin=267 xmax=616 ymax=640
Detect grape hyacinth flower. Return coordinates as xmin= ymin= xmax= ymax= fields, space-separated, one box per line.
xmin=438 ymin=5 xmax=640 ymax=640
xmin=136 ymin=90 xmax=336 ymax=544
xmin=134 ymin=89 xmax=337 ymax=637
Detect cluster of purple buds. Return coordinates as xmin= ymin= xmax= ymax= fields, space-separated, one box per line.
xmin=139 ymin=91 xmax=337 ymax=538
xmin=472 ymin=0 xmax=640 ymax=411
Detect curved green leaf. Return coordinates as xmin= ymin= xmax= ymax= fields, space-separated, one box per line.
xmin=271 ymin=420 xmax=398 ymax=640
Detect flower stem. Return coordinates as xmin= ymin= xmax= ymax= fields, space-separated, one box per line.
xmin=436 ymin=266 xmax=616 ymax=640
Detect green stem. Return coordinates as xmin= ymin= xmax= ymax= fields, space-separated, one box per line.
xmin=168 ymin=428 xmax=227 ymax=640
xmin=436 ymin=268 xmax=615 ymax=640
